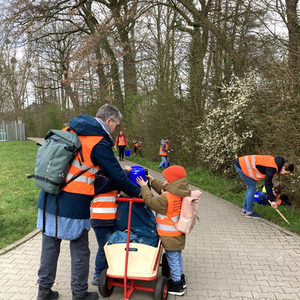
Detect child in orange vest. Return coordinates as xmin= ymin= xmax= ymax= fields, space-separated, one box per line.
xmin=136 ymin=165 xmax=191 ymax=296
xmin=91 ymin=166 xmax=132 ymax=285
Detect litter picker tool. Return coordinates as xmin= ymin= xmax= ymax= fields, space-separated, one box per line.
xmin=268 ymin=200 xmax=290 ymax=225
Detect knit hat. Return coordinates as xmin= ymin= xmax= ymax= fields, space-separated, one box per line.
xmin=162 ymin=165 xmax=187 ymax=183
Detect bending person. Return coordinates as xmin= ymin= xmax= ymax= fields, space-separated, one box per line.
xmin=234 ymin=155 xmax=293 ymax=218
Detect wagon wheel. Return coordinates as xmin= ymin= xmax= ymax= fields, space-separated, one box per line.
xmin=98 ymin=268 xmax=114 ymax=297
xmin=154 ymin=275 xmax=168 ymax=300
xmin=161 ymin=253 xmax=170 ymax=278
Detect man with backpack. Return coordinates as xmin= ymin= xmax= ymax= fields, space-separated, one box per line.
xmin=36 ymin=104 xmax=140 ymax=300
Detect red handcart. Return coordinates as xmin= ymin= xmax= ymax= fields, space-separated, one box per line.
xmin=98 ymin=197 xmax=169 ymax=300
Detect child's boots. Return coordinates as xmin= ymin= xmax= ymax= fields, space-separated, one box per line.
xmin=168 ymin=278 xmax=185 ymax=296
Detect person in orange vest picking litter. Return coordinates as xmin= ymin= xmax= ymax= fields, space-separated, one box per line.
xmin=114 ymin=130 xmax=128 ymax=161
xmin=234 ymin=155 xmax=294 ymax=218
xmin=133 ymin=139 xmax=143 ymax=156
xmin=136 ymin=165 xmax=191 ymax=296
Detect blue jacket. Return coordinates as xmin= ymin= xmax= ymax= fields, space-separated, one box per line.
xmin=37 ymin=114 xmax=140 ymax=219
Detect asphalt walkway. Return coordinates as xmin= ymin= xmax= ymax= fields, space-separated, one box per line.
xmin=0 ymin=141 xmax=299 ymax=299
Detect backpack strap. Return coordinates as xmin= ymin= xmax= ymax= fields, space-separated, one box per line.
xmin=59 ymin=168 xmax=90 ymax=189
xmin=55 ymin=194 xmax=59 ymax=238
xmin=43 ymin=192 xmax=48 ymax=233
xmin=28 ymin=175 xmax=61 ymax=187
xmin=68 ymin=126 xmax=84 ymax=164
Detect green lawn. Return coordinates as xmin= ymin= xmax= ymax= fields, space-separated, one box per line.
xmin=0 ymin=141 xmax=40 ymax=249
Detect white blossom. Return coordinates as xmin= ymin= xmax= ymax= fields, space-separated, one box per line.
xmin=195 ymin=70 xmax=259 ymax=171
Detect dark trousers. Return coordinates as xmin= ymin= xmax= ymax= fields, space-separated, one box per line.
xmin=93 ymin=226 xmax=114 ymax=277
xmin=38 ymin=230 xmax=90 ymax=294
xmin=118 ymin=145 xmax=126 ymax=160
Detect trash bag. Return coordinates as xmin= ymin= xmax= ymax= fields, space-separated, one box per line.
xmin=107 ymin=231 xmax=138 ymax=245
xmin=115 ymin=201 xmax=158 ymax=247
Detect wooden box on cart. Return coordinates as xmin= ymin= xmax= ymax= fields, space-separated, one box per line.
xmin=104 ymin=240 xmax=162 ymax=278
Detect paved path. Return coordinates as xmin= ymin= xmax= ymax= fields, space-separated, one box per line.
xmin=1 ymin=140 xmax=299 ymax=299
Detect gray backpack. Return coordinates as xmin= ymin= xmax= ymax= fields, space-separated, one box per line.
xmin=29 ymin=129 xmax=84 ymax=194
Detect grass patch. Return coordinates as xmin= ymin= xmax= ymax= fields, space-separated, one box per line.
xmin=0 ymin=141 xmax=39 ymax=249
xmin=127 ymin=155 xmax=300 ymax=234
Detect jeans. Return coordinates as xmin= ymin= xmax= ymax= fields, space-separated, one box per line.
xmin=165 ymin=250 xmax=183 ymax=282
xmin=235 ymin=164 xmax=257 ymax=212
xmin=159 ymin=156 xmax=169 ymax=168
xmin=38 ymin=230 xmax=90 ymax=294
xmin=93 ymin=226 xmax=114 ymax=277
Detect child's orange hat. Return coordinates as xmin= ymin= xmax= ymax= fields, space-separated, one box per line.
xmin=162 ymin=165 xmax=187 ymax=183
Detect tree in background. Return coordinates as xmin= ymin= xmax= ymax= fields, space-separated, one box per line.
xmin=0 ymin=39 xmax=31 ymax=121
xmin=0 ymin=0 xmax=299 ymax=205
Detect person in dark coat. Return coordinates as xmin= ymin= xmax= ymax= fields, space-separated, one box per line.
xmin=36 ymin=104 xmax=140 ymax=300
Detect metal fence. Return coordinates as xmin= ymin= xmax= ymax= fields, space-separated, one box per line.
xmin=0 ymin=120 xmax=26 ymax=141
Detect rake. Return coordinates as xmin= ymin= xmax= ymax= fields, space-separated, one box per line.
xmin=268 ymin=200 xmax=290 ymax=225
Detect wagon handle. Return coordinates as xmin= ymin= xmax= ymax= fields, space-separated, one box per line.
xmin=116 ymin=197 xmax=145 ymax=299
xmin=123 ymin=198 xmax=133 ymax=299
xmin=117 ymin=197 xmax=145 ymax=203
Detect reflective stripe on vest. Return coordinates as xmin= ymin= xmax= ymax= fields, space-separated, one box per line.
xmin=239 ymin=155 xmax=278 ymax=181
xmin=118 ymin=135 xmax=126 ymax=146
xmin=65 ymin=160 xmax=99 ymax=185
xmin=90 ymin=191 xmax=118 ymax=220
xmin=156 ymin=192 xmax=183 ymax=237
xmin=159 ymin=143 xmax=168 ymax=156
xmin=62 ymin=135 xmax=103 ymax=195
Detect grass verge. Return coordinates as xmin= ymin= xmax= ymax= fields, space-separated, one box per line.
xmin=126 ymin=155 xmax=300 ymax=234
xmin=0 ymin=140 xmax=39 ymax=249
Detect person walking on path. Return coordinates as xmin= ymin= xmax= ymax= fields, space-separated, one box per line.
xmin=114 ymin=130 xmax=128 ymax=161
xmin=136 ymin=165 xmax=191 ymax=296
xmin=158 ymin=137 xmax=172 ymax=168
xmin=36 ymin=104 xmax=140 ymax=300
xmin=234 ymin=155 xmax=294 ymax=218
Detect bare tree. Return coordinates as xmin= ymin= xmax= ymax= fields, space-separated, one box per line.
xmin=0 ymin=40 xmax=31 ymax=119
xmin=285 ymin=0 xmax=300 ymax=94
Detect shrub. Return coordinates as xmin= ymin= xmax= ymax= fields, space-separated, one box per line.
xmin=195 ymin=71 xmax=258 ymax=172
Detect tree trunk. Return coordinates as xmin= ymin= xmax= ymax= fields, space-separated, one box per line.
xmin=286 ymin=0 xmax=300 ymax=95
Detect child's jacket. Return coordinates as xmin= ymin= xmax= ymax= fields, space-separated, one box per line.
xmin=140 ymin=177 xmax=191 ymax=250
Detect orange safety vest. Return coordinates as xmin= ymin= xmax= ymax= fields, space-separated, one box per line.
xmin=156 ymin=192 xmax=183 ymax=237
xmin=90 ymin=190 xmax=118 ymax=220
xmin=239 ymin=155 xmax=278 ymax=181
xmin=135 ymin=142 xmax=142 ymax=150
xmin=159 ymin=143 xmax=168 ymax=156
xmin=62 ymin=135 xmax=103 ymax=195
xmin=118 ymin=135 xmax=126 ymax=146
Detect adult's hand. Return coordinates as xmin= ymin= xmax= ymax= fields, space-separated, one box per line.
xmin=270 ymin=201 xmax=278 ymax=209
